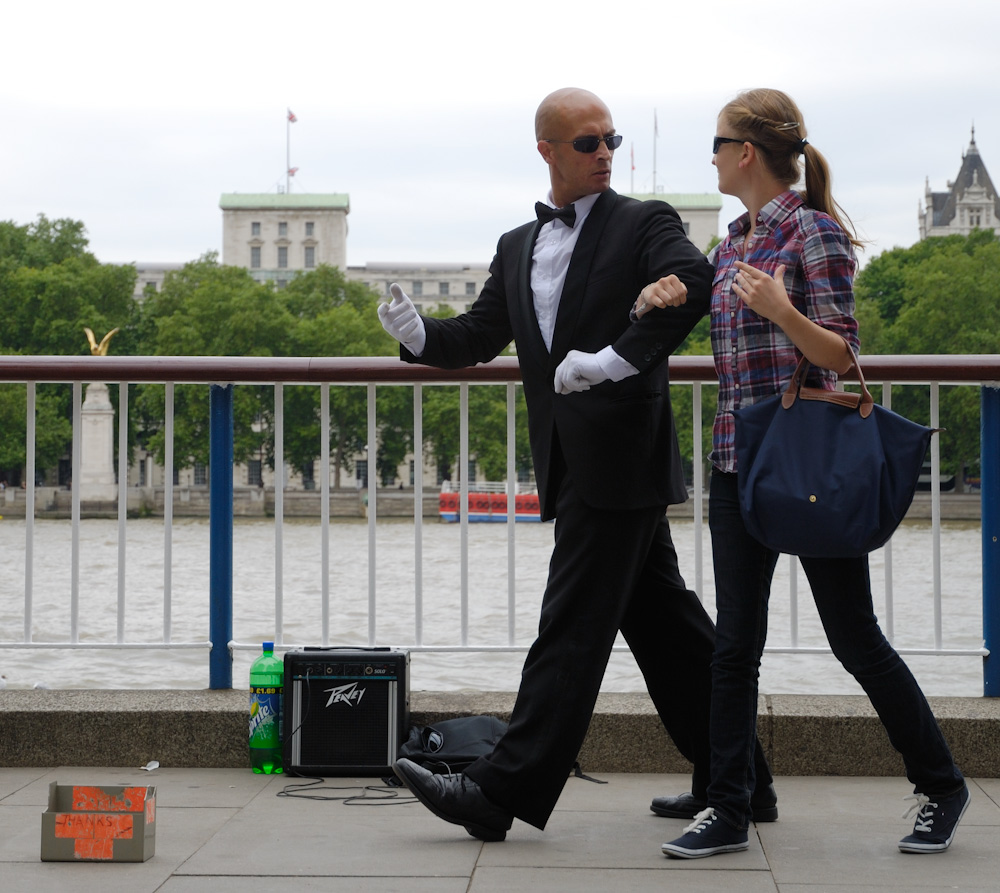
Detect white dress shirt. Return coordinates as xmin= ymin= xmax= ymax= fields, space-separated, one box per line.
xmin=530 ymin=192 xmax=637 ymax=380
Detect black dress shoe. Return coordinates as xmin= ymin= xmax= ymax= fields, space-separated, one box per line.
xmin=650 ymin=784 xmax=778 ymax=823
xmin=393 ymin=758 xmax=514 ymax=842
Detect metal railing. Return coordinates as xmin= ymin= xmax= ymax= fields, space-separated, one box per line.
xmin=1 ymin=354 xmax=998 ymax=694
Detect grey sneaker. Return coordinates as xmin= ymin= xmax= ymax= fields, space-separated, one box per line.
xmin=661 ymin=808 xmax=749 ymax=859
xmin=898 ymin=784 xmax=970 ymax=853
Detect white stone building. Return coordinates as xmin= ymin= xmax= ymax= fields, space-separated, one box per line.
xmin=919 ymin=129 xmax=999 ymax=240
xmin=220 ymin=193 xmax=350 ymax=286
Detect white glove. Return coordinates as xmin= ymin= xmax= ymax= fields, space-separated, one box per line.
xmin=378 ymin=283 xmax=426 ymax=356
xmin=553 ymin=349 xmax=610 ymax=394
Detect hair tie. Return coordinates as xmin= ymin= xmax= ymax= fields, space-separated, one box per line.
xmin=796 ymin=139 xmax=809 ymax=154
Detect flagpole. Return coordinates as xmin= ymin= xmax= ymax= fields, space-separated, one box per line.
xmin=630 ymin=142 xmax=634 ymax=194
xmin=652 ymin=109 xmax=658 ymax=194
xmin=286 ymin=111 xmax=291 ymax=194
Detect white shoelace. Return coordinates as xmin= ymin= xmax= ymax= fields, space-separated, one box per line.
xmin=902 ymin=793 xmax=936 ymax=832
xmin=682 ymin=807 xmax=717 ymax=834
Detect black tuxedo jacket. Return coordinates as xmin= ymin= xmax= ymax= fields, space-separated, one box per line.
xmin=402 ymin=189 xmax=713 ymax=520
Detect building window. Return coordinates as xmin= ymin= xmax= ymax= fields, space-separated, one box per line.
xmin=278 ymin=246 xmax=288 ymax=268
xmin=251 ymin=221 xmax=261 ymax=236
xmin=412 ymin=281 xmax=423 ymax=296
xmin=439 ymin=282 xmax=450 ymax=296
xmin=304 ymin=246 xmax=315 ymax=268
xmin=302 ymin=461 xmax=315 ymax=490
xmin=278 ymin=222 xmax=288 ymax=236
xmin=247 ymin=459 xmax=263 ymax=487
xmin=139 ymin=461 xmax=146 ymax=487
xmin=465 ymin=282 xmax=476 ymax=295
xmin=356 ymin=459 xmax=369 ymax=488
xmin=409 ymin=459 xmax=415 ymax=486
xmin=305 ymin=222 xmax=314 ymax=236
xmin=467 ymin=459 xmax=477 ymax=483
xmin=250 ymin=246 xmax=261 ymax=269
xmin=194 ymin=463 xmax=207 ymax=486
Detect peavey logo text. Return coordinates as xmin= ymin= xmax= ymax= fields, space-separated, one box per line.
xmin=324 ymin=682 xmax=366 ymax=707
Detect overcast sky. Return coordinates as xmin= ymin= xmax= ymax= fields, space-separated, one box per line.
xmin=4 ymin=1 xmax=998 ymax=271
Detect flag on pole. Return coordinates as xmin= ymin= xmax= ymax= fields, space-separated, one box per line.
xmin=287 ymin=109 xmax=297 ymax=123
xmin=631 ymin=143 xmax=635 ymax=172
xmin=288 ymin=167 xmax=299 ymax=177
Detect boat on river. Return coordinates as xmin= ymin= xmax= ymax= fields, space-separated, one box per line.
xmin=438 ymin=482 xmax=542 ymax=522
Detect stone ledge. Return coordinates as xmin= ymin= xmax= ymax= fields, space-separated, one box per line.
xmin=1 ymin=690 xmax=997 ymax=776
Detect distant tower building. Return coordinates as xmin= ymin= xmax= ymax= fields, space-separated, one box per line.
xmin=220 ymin=193 xmax=350 ymax=287
xmin=919 ymin=128 xmax=1000 ymax=239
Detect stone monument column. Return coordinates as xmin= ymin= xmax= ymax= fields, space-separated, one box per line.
xmin=79 ymin=381 xmax=118 ymax=500
xmin=79 ymin=326 xmax=120 ymax=501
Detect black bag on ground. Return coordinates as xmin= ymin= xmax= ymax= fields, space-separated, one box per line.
xmin=734 ymin=349 xmax=934 ymax=558
xmin=397 ymin=715 xmax=507 ymax=774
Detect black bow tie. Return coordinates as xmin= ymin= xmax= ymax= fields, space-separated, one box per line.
xmin=535 ymin=201 xmax=576 ymax=228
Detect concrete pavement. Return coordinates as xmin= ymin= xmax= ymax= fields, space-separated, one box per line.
xmin=2 ymin=768 xmax=998 ymax=892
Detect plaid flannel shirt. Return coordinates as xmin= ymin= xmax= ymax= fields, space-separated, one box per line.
xmin=711 ymin=190 xmax=860 ymax=472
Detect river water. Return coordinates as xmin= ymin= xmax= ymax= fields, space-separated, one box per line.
xmin=0 ymin=516 xmax=986 ymax=696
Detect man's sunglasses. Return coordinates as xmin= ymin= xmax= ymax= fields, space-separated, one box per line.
xmin=544 ymin=134 xmax=623 ymax=153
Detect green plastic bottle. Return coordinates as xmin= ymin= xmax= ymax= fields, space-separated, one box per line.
xmin=249 ymin=641 xmax=283 ymax=774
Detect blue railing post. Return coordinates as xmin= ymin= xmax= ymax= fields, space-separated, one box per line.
xmin=209 ymin=384 xmax=234 ymax=689
xmin=982 ymin=385 xmax=1000 ymax=696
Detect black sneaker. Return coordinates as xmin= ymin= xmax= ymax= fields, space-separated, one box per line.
xmin=660 ymin=808 xmax=749 ymax=859
xmin=651 ymin=784 xmax=778 ymax=822
xmin=898 ymin=784 xmax=970 ymax=853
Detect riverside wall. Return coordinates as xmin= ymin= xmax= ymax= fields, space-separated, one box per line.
xmin=1 ymin=690 xmax=998 ymax=777
xmin=0 ymin=487 xmax=984 ymax=521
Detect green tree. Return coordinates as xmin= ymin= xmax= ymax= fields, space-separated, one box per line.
xmin=854 ymin=229 xmax=1000 ymax=477
xmin=0 ymin=216 xmax=137 ymax=483
xmin=135 ymin=255 xmax=293 ymax=469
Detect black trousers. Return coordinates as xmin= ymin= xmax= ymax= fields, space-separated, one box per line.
xmin=465 ymin=470 xmax=773 ymax=829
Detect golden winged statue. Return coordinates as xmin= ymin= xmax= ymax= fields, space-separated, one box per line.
xmin=83 ymin=327 xmax=120 ymax=357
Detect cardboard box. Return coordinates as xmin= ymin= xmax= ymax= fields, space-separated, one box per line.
xmin=40 ymin=782 xmax=156 ymax=862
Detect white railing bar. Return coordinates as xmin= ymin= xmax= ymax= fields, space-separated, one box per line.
xmin=320 ymin=383 xmax=331 ymax=647
xmin=24 ymin=382 xmax=36 ymax=643
xmin=163 ymin=383 xmax=174 ymax=643
xmin=71 ymin=381 xmax=82 ymax=644
xmin=460 ymin=382 xmax=470 ymax=647
xmin=883 ymin=381 xmax=895 ymax=642
xmin=789 ymin=555 xmax=799 ymax=648
xmin=931 ymin=381 xmax=943 ymax=649
xmin=506 ymin=383 xmax=516 ymax=645
xmin=413 ymin=383 xmax=425 ymax=647
xmin=692 ymin=382 xmax=704 ymax=598
xmin=117 ymin=383 xmax=128 ymax=644
xmin=367 ymin=382 xmax=377 ymax=646
xmin=6 ymin=642 xmax=212 ymax=650
xmin=274 ymin=382 xmax=285 ymax=646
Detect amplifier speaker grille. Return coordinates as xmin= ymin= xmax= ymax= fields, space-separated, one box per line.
xmin=283 ymin=649 xmax=409 ymax=777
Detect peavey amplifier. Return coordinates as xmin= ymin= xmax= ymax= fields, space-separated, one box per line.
xmin=283 ymin=648 xmax=409 ymax=777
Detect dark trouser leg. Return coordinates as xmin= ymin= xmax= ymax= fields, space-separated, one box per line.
xmin=706 ymin=472 xmax=779 ymax=830
xmin=466 ymin=476 xmax=670 ymax=829
xmin=621 ymin=514 xmax=773 ymax=801
xmin=800 ymin=555 xmax=964 ymax=795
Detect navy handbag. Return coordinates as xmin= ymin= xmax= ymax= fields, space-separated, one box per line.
xmin=733 ymin=351 xmax=934 ymax=558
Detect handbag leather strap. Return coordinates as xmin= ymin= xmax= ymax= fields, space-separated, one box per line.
xmin=781 ymin=345 xmax=874 ymax=419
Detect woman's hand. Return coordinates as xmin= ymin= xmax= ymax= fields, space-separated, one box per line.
xmin=732 ymin=261 xmax=792 ymax=324
xmin=630 ymin=274 xmax=688 ymax=321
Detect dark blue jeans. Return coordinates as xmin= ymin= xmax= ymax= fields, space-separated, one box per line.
xmin=707 ymin=471 xmax=964 ymax=830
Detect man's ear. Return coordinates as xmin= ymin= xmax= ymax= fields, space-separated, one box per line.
xmin=537 ymin=140 xmax=554 ymax=164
